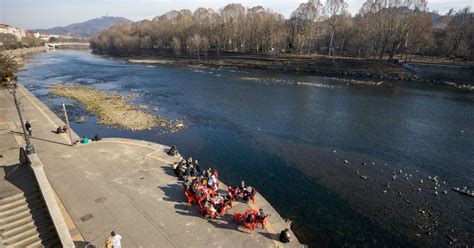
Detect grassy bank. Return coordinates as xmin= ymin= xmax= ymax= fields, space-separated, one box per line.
xmin=50 ymin=84 xmax=165 ymax=131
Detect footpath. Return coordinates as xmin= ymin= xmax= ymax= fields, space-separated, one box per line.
xmin=0 ymin=84 xmax=301 ymax=247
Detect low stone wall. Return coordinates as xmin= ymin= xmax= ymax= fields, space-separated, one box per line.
xmin=27 ymin=154 xmax=75 ymax=247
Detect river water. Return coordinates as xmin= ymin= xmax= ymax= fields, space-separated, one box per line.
xmin=18 ymin=50 xmax=473 ymax=247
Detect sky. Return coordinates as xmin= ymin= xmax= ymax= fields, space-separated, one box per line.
xmin=1 ymin=0 xmax=472 ymax=29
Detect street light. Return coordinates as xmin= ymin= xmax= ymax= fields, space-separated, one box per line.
xmin=4 ymin=78 xmax=36 ymax=154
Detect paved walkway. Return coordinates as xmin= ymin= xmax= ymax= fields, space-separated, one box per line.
xmin=0 ymin=85 xmax=301 ymax=247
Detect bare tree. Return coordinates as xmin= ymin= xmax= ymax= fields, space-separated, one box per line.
xmin=171 ymin=36 xmax=181 ymax=57
xmin=89 ymin=2 xmax=473 ymax=62
xmin=325 ymin=0 xmax=348 ymax=56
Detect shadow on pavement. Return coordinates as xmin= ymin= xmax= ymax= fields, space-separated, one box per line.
xmin=159 ymin=164 xmax=176 ymax=177
xmin=158 ymin=183 xmax=183 ymax=203
xmin=9 ymin=131 xmax=70 ymax=147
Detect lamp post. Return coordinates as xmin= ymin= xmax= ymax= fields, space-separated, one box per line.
xmin=6 ymin=80 xmax=36 ymax=154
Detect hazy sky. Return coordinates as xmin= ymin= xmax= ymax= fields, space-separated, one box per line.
xmin=1 ymin=0 xmax=472 ymax=29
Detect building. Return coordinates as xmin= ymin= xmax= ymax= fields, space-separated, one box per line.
xmin=0 ymin=24 xmax=26 ymax=41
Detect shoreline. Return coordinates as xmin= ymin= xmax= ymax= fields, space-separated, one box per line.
xmin=94 ymin=51 xmax=473 ymax=87
xmin=1 ymin=47 xmax=48 ymax=68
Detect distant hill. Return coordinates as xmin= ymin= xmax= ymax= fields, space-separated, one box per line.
xmin=32 ymin=16 xmax=132 ymax=37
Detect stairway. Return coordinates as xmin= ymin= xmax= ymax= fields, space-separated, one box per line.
xmin=0 ymin=165 xmax=61 ymax=248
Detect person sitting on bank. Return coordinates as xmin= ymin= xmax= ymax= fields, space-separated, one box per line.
xmin=245 ymin=212 xmax=255 ymax=224
xmin=240 ymin=180 xmax=246 ymax=191
xmin=224 ymin=192 xmax=233 ymax=207
xmin=193 ymin=160 xmax=201 ymax=174
xmin=56 ymin=125 xmax=68 ymax=134
xmin=205 ymin=168 xmax=212 ymax=179
xmin=257 ymin=209 xmax=266 ymax=220
xmin=232 ymin=186 xmax=240 ymax=200
xmin=208 ymin=174 xmax=218 ymax=191
xmin=204 ymin=200 xmax=217 ymax=216
xmin=80 ymin=136 xmax=91 ymax=144
xmin=243 ymin=187 xmax=256 ymax=203
xmin=167 ymin=146 xmax=178 ymax=156
xmin=178 ymin=164 xmax=185 ymax=180
xmin=92 ymin=133 xmax=102 ymax=141
xmin=56 ymin=126 xmax=64 ymax=134
xmin=279 ymin=228 xmax=291 ymax=243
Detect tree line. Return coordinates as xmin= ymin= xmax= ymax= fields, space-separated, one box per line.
xmin=90 ymin=0 xmax=473 ymax=62
xmin=0 ymin=33 xmax=43 ymax=50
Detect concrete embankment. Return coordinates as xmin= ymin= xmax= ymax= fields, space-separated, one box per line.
xmin=1 ymin=82 xmax=302 ymax=247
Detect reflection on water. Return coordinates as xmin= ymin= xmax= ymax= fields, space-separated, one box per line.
xmin=18 ymin=50 xmax=474 ymax=247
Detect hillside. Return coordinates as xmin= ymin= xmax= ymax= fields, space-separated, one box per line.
xmin=32 ymin=16 xmax=132 ymax=37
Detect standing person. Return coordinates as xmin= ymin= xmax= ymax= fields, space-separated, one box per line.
xmin=25 ymin=121 xmax=32 ymax=136
xmin=110 ymin=231 xmax=122 ymax=248
xmin=104 ymin=234 xmax=112 ymax=248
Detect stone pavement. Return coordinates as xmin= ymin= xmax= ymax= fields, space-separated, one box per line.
xmin=0 ymin=85 xmax=302 ymax=247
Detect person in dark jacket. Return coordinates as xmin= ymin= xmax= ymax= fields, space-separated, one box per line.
xmin=92 ymin=133 xmax=102 ymax=141
xmin=25 ymin=121 xmax=32 ymax=136
xmin=279 ymin=228 xmax=291 ymax=243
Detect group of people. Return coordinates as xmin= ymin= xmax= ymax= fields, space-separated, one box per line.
xmin=173 ymin=157 xmax=203 ymax=180
xmin=55 ymin=125 xmax=68 ymax=134
xmin=168 ymin=146 xmax=292 ymax=244
xmin=230 ymin=180 xmax=257 ymax=204
xmin=80 ymin=133 xmax=102 ymax=144
xmin=104 ymin=231 xmax=122 ymax=248
xmin=177 ymin=157 xmax=229 ymax=217
xmin=24 ymin=120 xmax=104 ymax=146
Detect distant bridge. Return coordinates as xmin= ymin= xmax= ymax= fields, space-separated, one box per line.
xmin=45 ymin=42 xmax=90 ymax=50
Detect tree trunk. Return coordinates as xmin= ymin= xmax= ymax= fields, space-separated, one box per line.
xmin=328 ymin=27 xmax=335 ymax=56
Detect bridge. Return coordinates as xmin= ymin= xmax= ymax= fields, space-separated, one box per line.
xmin=45 ymin=42 xmax=90 ymax=50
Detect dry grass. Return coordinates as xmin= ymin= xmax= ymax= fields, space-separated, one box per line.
xmin=50 ymin=84 xmax=164 ymax=131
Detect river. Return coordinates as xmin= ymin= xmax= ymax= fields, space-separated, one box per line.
xmin=18 ymin=50 xmax=473 ymax=247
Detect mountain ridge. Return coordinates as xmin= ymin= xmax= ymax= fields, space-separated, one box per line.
xmin=32 ymin=16 xmax=132 ymax=37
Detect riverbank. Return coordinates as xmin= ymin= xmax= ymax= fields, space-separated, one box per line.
xmin=1 ymin=47 xmax=47 ymax=65
xmin=1 ymin=83 xmax=302 ymax=247
xmin=123 ymin=53 xmax=422 ymax=81
xmin=99 ymin=51 xmax=474 ymax=88
xmin=94 ymin=49 xmax=441 ymax=82
xmin=124 ymin=54 xmax=474 ymax=90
